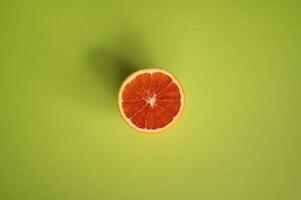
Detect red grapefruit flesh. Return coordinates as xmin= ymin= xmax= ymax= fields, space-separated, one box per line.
xmin=118 ymin=68 xmax=184 ymax=133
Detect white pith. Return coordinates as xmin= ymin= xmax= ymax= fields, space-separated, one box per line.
xmin=146 ymin=95 xmax=156 ymax=107
xmin=118 ymin=68 xmax=185 ymax=133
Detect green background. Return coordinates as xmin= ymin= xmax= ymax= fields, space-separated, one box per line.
xmin=1 ymin=0 xmax=300 ymax=199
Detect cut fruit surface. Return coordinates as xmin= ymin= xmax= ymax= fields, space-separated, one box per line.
xmin=118 ymin=68 xmax=184 ymax=133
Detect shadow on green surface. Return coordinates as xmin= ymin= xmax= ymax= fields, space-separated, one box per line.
xmin=88 ymin=47 xmax=138 ymax=95
xmin=86 ymin=30 xmax=154 ymax=111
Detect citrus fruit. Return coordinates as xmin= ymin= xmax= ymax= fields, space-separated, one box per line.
xmin=118 ymin=68 xmax=184 ymax=133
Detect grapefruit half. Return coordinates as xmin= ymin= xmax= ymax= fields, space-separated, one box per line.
xmin=118 ymin=68 xmax=184 ymax=133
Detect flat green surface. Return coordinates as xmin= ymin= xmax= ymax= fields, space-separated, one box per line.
xmin=1 ymin=0 xmax=301 ymax=199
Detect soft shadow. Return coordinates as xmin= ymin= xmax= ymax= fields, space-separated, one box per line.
xmin=88 ymin=48 xmax=137 ymax=96
xmin=87 ymin=30 xmax=154 ymax=110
